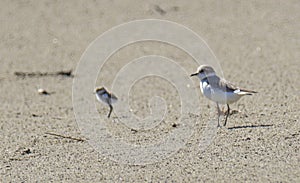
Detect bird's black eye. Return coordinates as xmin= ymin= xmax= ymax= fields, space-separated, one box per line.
xmin=199 ymin=70 xmax=204 ymax=73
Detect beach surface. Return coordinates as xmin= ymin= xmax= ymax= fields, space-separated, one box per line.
xmin=0 ymin=1 xmax=299 ymax=182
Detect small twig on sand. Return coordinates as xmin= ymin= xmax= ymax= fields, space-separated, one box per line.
xmin=45 ymin=132 xmax=86 ymax=142
xmin=154 ymin=5 xmax=166 ymax=15
xmin=14 ymin=70 xmax=73 ymax=78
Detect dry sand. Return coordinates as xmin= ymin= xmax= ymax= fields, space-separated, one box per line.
xmin=1 ymin=1 xmax=299 ymax=182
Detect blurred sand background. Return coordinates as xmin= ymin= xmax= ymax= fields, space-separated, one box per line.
xmin=0 ymin=0 xmax=299 ymax=182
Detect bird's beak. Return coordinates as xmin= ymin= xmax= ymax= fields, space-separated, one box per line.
xmin=190 ymin=73 xmax=197 ymax=77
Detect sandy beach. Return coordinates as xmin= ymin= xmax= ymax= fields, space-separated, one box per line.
xmin=1 ymin=1 xmax=299 ymax=182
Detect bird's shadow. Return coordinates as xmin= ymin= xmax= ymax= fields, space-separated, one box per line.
xmin=227 ymin=124 xmax=273 ymax=130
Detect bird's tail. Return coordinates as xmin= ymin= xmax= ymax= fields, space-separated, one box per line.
xmin=237 ymin=89 xmax=257 ymax=96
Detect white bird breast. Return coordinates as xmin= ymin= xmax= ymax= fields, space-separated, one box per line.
xmin=96 ymin=93 xmax=108 ymax=103
xmin=200 ymin=81 xmax=241 ymax=104
xmin=96 ymin=93 xmax=117 ymax=104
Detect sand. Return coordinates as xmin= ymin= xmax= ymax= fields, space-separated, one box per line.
xmin=0 ymin=0 xmax=299 ymax=182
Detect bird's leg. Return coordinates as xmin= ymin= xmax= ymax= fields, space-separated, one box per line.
xmin=216 ymin=103 xmax=221 ymax=127
xmin=224 ymin=104 xmax=230 ymax=126
xmin=108 ymin=104 xmax=113 ymax=118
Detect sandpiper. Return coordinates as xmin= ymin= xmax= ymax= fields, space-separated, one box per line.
xmin=94 ymin=87 xmax=118 ymax=118
xmin=190 ymin=65 xmax=257 ymax=127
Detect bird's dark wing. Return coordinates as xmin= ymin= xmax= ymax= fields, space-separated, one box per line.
xmin=108 ymin=92 xmax=118 ymax=103
xmin=206 ymin=76 xmax=237 ymax=92
xmin=220 ymin=78 xmax=257 ymax=94
xmin=206 ymin=76 xmax=257 ymax=94
xmin=220 ymin=79 xmax=239 ymax=92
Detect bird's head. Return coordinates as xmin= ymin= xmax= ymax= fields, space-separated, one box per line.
xmin=94 ymin=87 xmax=106 ymax=95
xmin=190 ymin=65 xmax=216 ymax=80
